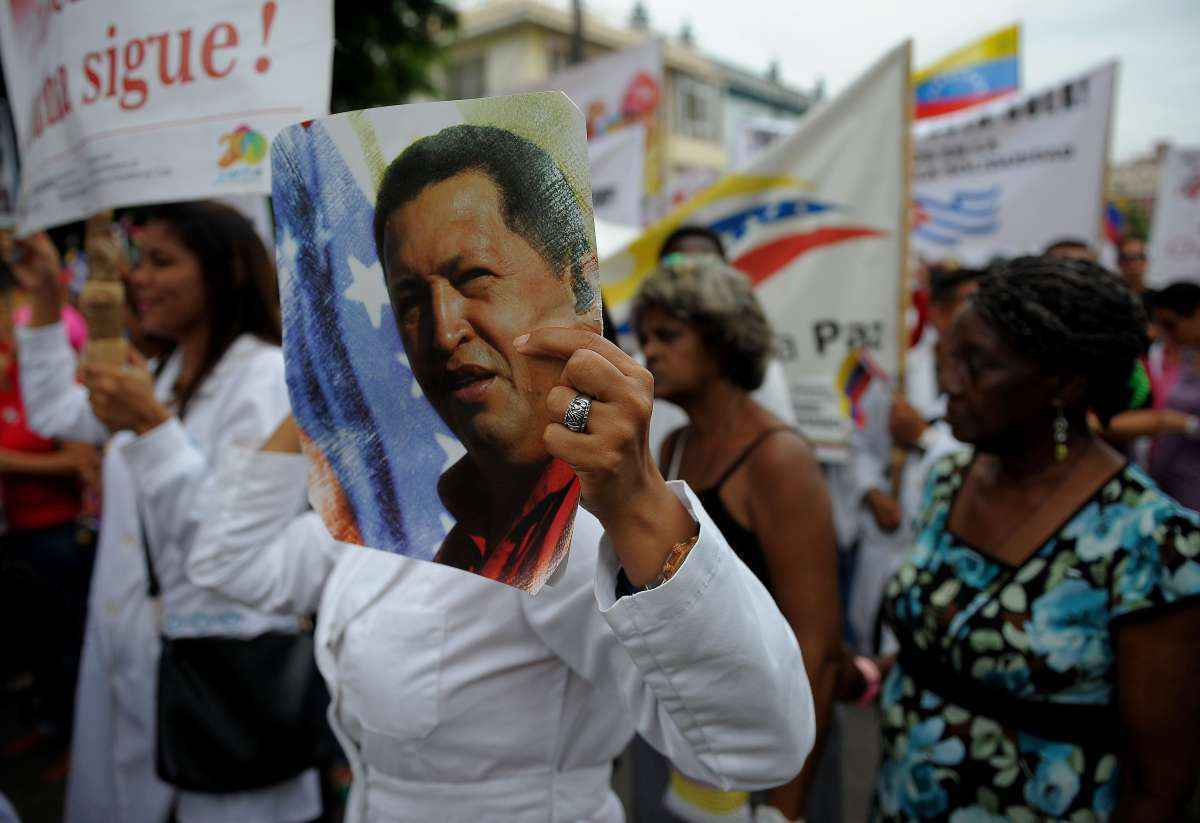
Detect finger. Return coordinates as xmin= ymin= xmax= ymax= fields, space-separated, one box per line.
xmin=546 ymin=386 xmax=619 ymax=432
xmin=543 ymin=422 xmax=619 ymax=473
xmin=515 ymin=326 xmax=640 ymax=378
xmin=558 ymin=348 xmax=628 ymax=403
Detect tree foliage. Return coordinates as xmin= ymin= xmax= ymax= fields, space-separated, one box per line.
xmin=332 ymin=0 xmax=458 ymax=113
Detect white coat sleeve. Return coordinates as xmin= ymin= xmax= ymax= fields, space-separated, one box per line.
xmin=523 ymin=482 xmax=814 ymax=792
xmin=15 ymin=322 xmax=109 ymax=444
xmin=120 ymin=348 xmax=290 ymax=582
xmin=848 ymin=378 xmax=893 ymax=504
xmin=188 ymin=447 xmax=341 ymax=616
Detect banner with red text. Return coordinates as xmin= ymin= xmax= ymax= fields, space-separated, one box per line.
xmin=0 ymin=0 xmax=332 ymax=233
xmin=601 ymin=43 xmax=911 ymax=460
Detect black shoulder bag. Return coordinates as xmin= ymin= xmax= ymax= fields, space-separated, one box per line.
xmin=140 ymin=506 xmax=335 ymax=793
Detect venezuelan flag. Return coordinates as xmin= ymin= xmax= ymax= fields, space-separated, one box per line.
xmin=914 ymin=24 xmax=1020 ymax=120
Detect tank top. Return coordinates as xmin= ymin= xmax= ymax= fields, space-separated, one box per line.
xmin=667 ymin=426 xmax=794 ymax=593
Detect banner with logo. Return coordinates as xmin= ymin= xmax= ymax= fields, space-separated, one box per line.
xmin=526 ymin=43 xmax=664 ymax=222
xmin=1147 ymin=146 xmax=1200 ymax=286
xmin=912 ymin=62 xmax=1116 ymax=264
xmin=601 ymin=43 xmax=911 ymax=460
xmin=587 ymin=123 xmax=644 ymax=227
xmin=0 ymin=0 xmax=333 ymax=233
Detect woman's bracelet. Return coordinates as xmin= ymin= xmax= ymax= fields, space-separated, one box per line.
xmin=644 ymin=532 xmax=700 ymax=590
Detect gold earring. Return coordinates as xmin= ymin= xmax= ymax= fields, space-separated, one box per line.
xmin=1053 ymin=401 xmax=1069 ymax=462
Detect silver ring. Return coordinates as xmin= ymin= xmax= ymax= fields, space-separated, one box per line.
xmin=562 ymin=393 xmax=592 ymax=433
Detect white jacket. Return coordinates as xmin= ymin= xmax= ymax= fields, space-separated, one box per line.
xmin=189 ymin=447 xmax=816 ymax=823
xmin=16 ymin=322 xmax=320 ymax=823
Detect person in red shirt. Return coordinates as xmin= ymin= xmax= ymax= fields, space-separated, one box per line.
xmin=0 ymin=255 xmax=98 ymax=751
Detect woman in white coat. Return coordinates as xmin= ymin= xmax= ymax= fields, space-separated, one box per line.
xmin=188 ymin=325 xmax=816 ymax=823
xmin=12 ymin=203 xmax=320 ymax=823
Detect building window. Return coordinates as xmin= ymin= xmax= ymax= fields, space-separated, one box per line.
xmin=448 ymin=56 xmax=486 ymax=100
xmin=674 ymin=76 xmax=720 ymax=142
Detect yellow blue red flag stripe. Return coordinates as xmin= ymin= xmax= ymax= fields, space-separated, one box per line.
xmin=914 ymin=24 xmax=1020 ymax=119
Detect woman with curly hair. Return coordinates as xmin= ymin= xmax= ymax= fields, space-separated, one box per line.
xmin=632 ymin=254 xmax=846 ymax=822
xmin=873 ymin=256 xmax=1200 ymax=821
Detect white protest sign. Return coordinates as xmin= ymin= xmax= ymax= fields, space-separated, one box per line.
xmin=523 ymin=43 xmax=664 ymax=222
xmin=587 ymin=123 xmax=644 ymax=227
xmin=912 ymin=63 xmax=1116 ymax=264
xmin=0 ymin=0 xmax=332 ymax=233
xmin=1147 ymin=146 xmax=1200 ymax=286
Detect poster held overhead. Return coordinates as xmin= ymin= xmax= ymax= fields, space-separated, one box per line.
xmin=601 ymin=43 xmax=912 ymax=462
xmin=0 ymin=0 xmax=333 ymax=233
xmin=272 ymin=92 xmax=602 ymax=594
xmin=1146 ymin=146 xmax=1200 ymax=287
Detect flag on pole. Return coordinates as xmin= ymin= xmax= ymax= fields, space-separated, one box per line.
xmin=914 ymin=24 xmax=1020 ymax=120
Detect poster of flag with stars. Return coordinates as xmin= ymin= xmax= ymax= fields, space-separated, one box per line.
xmin=600 ymin=42 xmax=911 ymax=461
xmin=271 ymin=92 xmax=602 ymax=594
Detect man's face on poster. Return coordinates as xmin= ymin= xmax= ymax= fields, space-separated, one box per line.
xmin=382 ymin=170 xmax=586 ymax=468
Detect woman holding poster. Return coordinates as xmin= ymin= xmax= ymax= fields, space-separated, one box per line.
xmin=185 ymin=94 xmax=815 ymax=822
xmin=10 ymin=204 xmax=321 ymax=823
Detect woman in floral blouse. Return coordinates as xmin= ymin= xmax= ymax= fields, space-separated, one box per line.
xmin=874 ymin=256 xmax=1200 ymax=822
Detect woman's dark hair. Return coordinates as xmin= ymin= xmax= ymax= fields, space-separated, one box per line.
xmin=1144 ymin=282 xmax=1200 ymax=318
xmin=971 ymin=256 xmax=1149 ymax=424
xmin=659 ymin=225 xmax=726 ymax=261
xmin=135 ymin=201 xmax=281 ymax=417
xmin=632 ymin=254 xmax=772 ymax=391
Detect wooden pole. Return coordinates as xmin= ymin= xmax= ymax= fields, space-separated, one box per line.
xmin=890 ymin=40 xmax=916 ymax=495
xmin=80 ymin=210 xmax=128 ymax=365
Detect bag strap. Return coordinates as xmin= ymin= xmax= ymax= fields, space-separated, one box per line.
xmin=137 ymin=501 xmax=162 ymax=599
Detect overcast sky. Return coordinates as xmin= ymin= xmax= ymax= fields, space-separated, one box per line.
xmin=565 ymin=0 xmax=1199 ymax=161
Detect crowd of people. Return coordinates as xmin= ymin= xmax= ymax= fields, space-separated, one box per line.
xmin=1 ymin=189 xmax=1198 ymax=823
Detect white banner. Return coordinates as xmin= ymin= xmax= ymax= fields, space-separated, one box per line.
xmin=731 ymin=116 xmax=797 ymax=170
xmin=0 ymin=0 xmax=333 ymax=233
xmin=601 ymin=43 xmax=911 ymax=460
xmin=587 ymin=123 xmax=644 ymax=227
xmin=524 ymin=43 xmax=664 ymax=220
xmin=912 ymin=62 xmax=1116 ymax=264
xmin=1147 ymin=146 xmax=1200 ymax=286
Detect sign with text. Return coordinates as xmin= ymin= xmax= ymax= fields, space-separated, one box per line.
xmin=0 ymin=0 xmax=332 ymax=233
xmin=912 ymin=62 xmax=1115 ymax=264
xmin=1147 ymin=145 xmax=1200 ymax=287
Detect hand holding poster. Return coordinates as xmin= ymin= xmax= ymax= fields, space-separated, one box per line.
xmin=0 ymin=0 xmax=332 ymax=233
xmin=1147 ymin=146 xmax=1200 ymax=286
xmin=271 ymin=92 xmax=602 ymax=594
xmin=601 ymin=43 xmax=911 ymax=460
